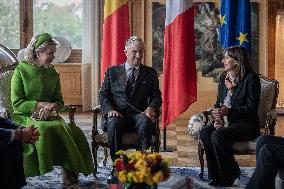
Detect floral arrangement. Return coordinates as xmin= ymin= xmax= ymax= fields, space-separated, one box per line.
xmin=114 ymin=150 xmax=170 ymax=188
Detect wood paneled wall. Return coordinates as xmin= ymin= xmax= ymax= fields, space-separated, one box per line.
xmin=268 ymin=0 xmax=284 ymax=79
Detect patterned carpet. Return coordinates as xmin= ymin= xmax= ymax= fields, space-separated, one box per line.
xmin=23 ymin=164 xmax=254 ymax=189
xmin=21 ymin=112 xmax=255 ymax=188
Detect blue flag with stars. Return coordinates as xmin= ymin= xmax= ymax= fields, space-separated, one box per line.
xmin=219 ymin=0 xmax=251 ymax=53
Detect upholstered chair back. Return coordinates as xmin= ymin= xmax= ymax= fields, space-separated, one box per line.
xmin=0 ymin=44 xmax=19 ymax=118
xmin=258 ymin=75 xmax=279 ymax=129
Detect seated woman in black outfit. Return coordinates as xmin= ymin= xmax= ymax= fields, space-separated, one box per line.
xmin=199 ymin=46 xmax=261 ymax=187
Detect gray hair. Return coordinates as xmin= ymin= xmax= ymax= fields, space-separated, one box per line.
xmin=124 ymin=36 xmax=144 ymax=52
xmin=24 ymin=34 xmax=58 ymax=63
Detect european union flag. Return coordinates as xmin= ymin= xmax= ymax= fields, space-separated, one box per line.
xmin=219 ymin=0 xmax=251 ymax=53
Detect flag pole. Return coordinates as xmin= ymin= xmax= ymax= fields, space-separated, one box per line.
xmin=161 ymin=127 xmax=174 ymax=152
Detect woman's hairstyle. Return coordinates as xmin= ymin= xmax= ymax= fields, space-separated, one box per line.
xmin=225 ymin=45 xmax=254 ymax=80
xmin=24 ymin=33 xmax=59 ymax=63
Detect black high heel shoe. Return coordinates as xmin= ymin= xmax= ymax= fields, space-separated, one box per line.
xmin=219 ymin=173 xmax=241 ymax=187
xmin=208 ymin=179 xmax=221 ymax=186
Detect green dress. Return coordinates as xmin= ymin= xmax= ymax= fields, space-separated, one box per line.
xmin=11 ymin=61 xmax=94 ymax=177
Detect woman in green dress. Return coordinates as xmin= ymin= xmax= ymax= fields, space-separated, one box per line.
xmin=10 ymin=33 xmax=94 ymax=186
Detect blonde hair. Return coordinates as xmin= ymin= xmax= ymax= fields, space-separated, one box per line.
xmin=24 ymin=33 xmax=58 ymax=63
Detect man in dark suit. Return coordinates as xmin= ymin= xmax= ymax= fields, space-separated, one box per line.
xmin=99 ymin=36 xmax=162 ymax=160
xmin=0 ymin=117 xmax=39 ymax=188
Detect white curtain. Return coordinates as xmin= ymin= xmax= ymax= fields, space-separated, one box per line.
xmin=82 ymin=0 xmax=103 ymax=111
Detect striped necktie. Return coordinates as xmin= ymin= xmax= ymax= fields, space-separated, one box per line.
xmin=126 ymin=67 xmax=136 ymax=97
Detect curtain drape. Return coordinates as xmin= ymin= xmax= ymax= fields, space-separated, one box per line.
xmin=82 ymin=0 xmax=103 ymax=111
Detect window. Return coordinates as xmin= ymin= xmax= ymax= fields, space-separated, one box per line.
xmin=0 ymin=0 xmax=82 ymax=62
xmin=0 ymin=0 xmax=20 ymax=48
xmin=33 ymin=0 xmax=83 ymax=48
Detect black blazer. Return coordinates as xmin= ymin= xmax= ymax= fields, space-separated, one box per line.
xmin=215 ymin=71 xmax=261 ymax=133
xmin=99 ymin=63 xmax=162 ymax=116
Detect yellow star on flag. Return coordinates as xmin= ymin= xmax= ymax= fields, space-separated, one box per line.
xmin=220 ymin=14 xmax=226 ymax=26
xmin=237 ymin=32 xmax=249 ymax=45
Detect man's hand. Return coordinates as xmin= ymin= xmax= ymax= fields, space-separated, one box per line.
xmin=108 ymin=110 xmax=123 ymax=118
xmin=141 ymin=107 xmax=156 ymax=122
xmin=21 ymin=126 xmax=40 ymax=144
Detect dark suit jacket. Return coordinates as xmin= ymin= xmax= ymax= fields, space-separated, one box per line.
xmin=99 ymin=63 xmax=162 ymax=116
xmin=0 ymin=118 xmax=21 ymax=143
xmin=215 ymin=71 xmax=261 ymax=134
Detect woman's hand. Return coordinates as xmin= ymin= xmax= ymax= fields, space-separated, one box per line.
xmin=44 ymin=103 xmax=58 ymax=111
xmin=212 ymin=108 xmax=222 ymax=119
xmin=212 ymin=106 xmax=228 ymax=119
xmin=38 ymin=106 xmax=51 ymax=120
xmin=214 ymin=118 xmax=224 ymax=129
xmin=35 ymin=102 xmax=58 ymax=119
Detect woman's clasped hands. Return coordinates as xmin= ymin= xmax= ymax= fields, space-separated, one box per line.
xmin=36 ymin=102 xmax=58 ymax=120
xmin=212 ymin=106 xmax=228 ymax=129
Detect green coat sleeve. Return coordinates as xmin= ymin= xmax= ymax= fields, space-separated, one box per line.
xmin=11 ymin=67 xmax=37 ymax=114
xmin=52 ymin=73 xmax=64 ymax=111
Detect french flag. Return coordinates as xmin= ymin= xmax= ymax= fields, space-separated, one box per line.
xmin=162 ymin=0 xmax=197 ymax=128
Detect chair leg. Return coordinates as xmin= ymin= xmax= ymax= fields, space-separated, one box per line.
xmin=92 ymin=140 xmax=98 ymax=179
xmin=103 ymin=147 xmax=108 ymax=166
xmin=198 ymin=139 xmax=205 ymax=180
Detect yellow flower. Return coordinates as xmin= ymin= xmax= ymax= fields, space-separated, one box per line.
xmin=114 ymin=150 xmax=171 ymax=185
xmin=134 ymin=159 xmax=148 ymax=170
xmin=153 ymin=171 xmax=164 ymax=183
xmin=145 ymin=175 xmax=154 ymax=185
xmin=117 ymin=171 xmax=127 ymax=183
xmin=127 ymin=151 xmax=143 ymax=160
xmin=116 ymin=150 xmax=125 ymax=156
xmin=132 ymin=172 xmax=143 ymax=183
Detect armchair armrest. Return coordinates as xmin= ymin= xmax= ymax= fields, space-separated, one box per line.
xmin=61 ymin=105 xmax=76 ymax=125
xmin=263 ymin=109 xmax=277 ymax=135
xmin=202 ymin=108 xmax=214 ymax=125
xmin=0 ymin=107 xmax=11 ymax=119
xmin=188 ymin=109 xmax=213 ymax=139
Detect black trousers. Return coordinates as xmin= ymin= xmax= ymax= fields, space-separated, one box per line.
xmin=0 ymin=140 xmax=26 ymax=189
xmin=199 ymin=124 xmax=257 ymax=181
xmin=246 ymin=135 xmax=284 ymax=189
xmin=106 ymin=111 xmax=153 ymax=160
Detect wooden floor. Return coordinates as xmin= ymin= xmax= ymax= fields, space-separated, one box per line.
xmin=62 ymin=111 xmax=284 ymax=167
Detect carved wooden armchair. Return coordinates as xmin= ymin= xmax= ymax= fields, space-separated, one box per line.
xmin=0 ymin=44 xmax=75 ymax=123
xmin=195 ymin=74 xmax=279 ymax=179
xmin=91 ymin=105 xmax=160 ymax=173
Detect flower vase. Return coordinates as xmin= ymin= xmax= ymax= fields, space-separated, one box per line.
xmin=123 ymin=183 xmax=157 ymax=189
